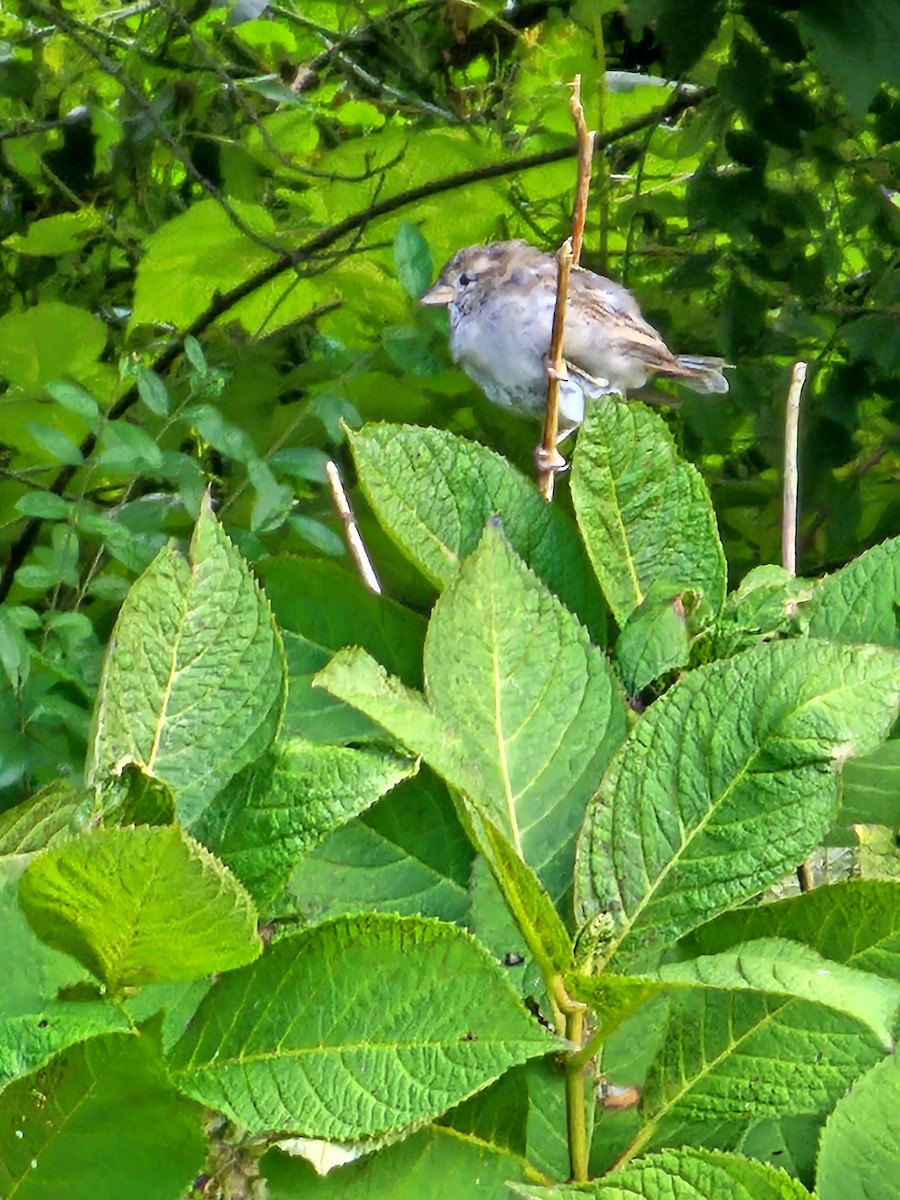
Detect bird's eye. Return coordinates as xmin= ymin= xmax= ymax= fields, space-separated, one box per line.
xmin=459 ymin=273 xmax=474 ymax=286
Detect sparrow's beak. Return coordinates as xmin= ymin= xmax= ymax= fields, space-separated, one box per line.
xmin=420 ymin=282 xmax=455 ymax=306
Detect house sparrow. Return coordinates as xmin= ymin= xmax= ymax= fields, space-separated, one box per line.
xmin=421 ymin=240 xmax=728 ymax=435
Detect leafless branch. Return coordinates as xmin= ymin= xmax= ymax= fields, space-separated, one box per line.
xmin=782 ymin=361 xmax=807 ymax=578
xmin=537 ymin=76 xmax=595 ymax=501
xmin=325 ymin=461 xmax=381 ymax=594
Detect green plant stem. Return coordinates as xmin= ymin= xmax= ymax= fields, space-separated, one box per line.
xmin=566 ymin=1007 xmax=589 ymax=1182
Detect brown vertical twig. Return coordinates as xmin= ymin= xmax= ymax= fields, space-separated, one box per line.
xmin=782 ymin=361 xmax=812 ymax=893
xmin=537 ymin=76 xmax=596 ymax=502
xmin=325 ymin=460 xmax=382 ymax=595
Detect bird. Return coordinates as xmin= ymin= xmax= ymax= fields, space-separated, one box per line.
xmin=420 ymin=239 xmax=728 ymax=436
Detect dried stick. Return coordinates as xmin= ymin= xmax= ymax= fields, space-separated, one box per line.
xmin=325 ymin=460 xmax=382 ymax=595
xmin=782 ymin=361 xmax=811 ymax=893
xmin=537 ymin=76 xmax=596 ymax=502
xmin=782 ymin=361 xmax=807 ymax=578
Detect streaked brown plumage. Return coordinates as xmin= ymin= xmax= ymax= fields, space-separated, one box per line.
xmin=421 ymin=240 xmax=728 ymax=435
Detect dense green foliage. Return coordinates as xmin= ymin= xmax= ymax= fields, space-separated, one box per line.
xmin=2 ymin=2 xmax=900 ymax=1198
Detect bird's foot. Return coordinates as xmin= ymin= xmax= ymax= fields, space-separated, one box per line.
xmin=543 ymin=355 xmax=569 ymax=383
xmin=534 ymin=444 xmax=569 ymax=474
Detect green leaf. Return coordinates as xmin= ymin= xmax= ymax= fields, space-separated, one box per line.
xmin=802 ymin=534 xmax=900 ymax=648
xmin=840 ymin=738 xmax=900 ymax=831
xmin=258 ymin=556 xmax=426 ymax=745
xmin=14 ymin=490 xmax=70 ymax=520
xmin=656 ymin=939 xmax=900 ymax=1049
xmin=684 ymin=880 xmax=900 ymax=981
xmin=470 ymin=813 xmax=574 ymax=981
xmin=169 ymin=913 xmax=556 ymax=1138
xmin=95 ymin=421 xmax=164 ymax=473
xmin=270 ymin=446 xmax=331 ymax=483
xmin=193 ymin=739 xmax=417 ymax=908
xmin=19 ymin=824 xmax=262 ymax=990
xmin=640 ymin=987 xmax=888 ymax=1148
xmin=136 ymin=367 xmax=170 ymax=416
xmin=288 ymin=769 xmax=473 ymax=927
xmin=262 ymin=1123 xmax=534 ymax=1197
xmin=87 ymin=494 xmax=286 ymax=825
xmin=614 ymin=592 xmax=693 ymax=693
xmin=0 ymin=1032 xmax=205 ymax=1200
xmin=571 ymin=396 xmax=726 ymax=628
xmin=0 ymin=781 xmax=80 ymax=855
xmin=576 ymin=639 xmax=900 ymax=969
xmin=349 ymin=424 xmax=607 ymax=643
xmin=317 ymin=525 xmax=628 ymax=907
xmin=131 ymin=198 xmax=281 ymax=330
xmin=799 ymin=0 xmax=900 ymax=119
xmin=25 ymin=422 xmax=84 ymax=466
xmin=3 ymin=208 xmax=103 ymax=256
xmin=45 ymin=379 xmax=101 ymax=424
xmin=511 ymin=1147 xmax=813 ymax=1198
xmin=817 ymin=1053 xmax=900 ymax=1200
xmin=393 ymin=221 xmax=434 ymax=298
xmin=0 ymin=302 xmax=107 ymax=391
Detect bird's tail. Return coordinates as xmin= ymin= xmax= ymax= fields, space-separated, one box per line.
xmin=671 ymin=355 xmax=730 ymax=394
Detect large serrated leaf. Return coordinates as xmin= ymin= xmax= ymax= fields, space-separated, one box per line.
xmin=817 ymin=1053 xmax=900 ymax=1200
xmin=576 ymin=639 xmax=900 ymax=969
xmin=317 ymin=525 xmax=628 ymax=907
xmin=511 ymin=1147 xmax=813 ymax=1198
xmin=571 ymin=396 xmax=726 ymax=628
xmin=193 ymin=739 xmax=417 ymax=908
xmin=288 ymin=769 xmax=472 ymax=927
xmin=262 ymin=1123 xmax=534 ymax=1197
xmin=169 ymin=912 xmax=555 ymax=1139
xmin=803 ymin=534 xmax=900 ymax=648
xmin=0 ymin=1032 xmax=205 ymax=1200
xmin=87 ymin=494 xmax=286 ymax=824
xmin=19 ymin=825 xmax=261 ymax=990
xmin=348 ymin=424 xmax=607 ymax=642
xmin=257 ymin=556 xmax=426 ymax=746
xmin=683 ymin=880 xmax=900 ymax=981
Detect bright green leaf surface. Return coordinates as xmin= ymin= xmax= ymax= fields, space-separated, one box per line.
xmin=317 ymin=525 xmax=628 ymax=907
xmin=19 ymin=825 xmax=261 ymax=989
xmin=803 ymin=535 xmax=900 ymax=648
xmin=258 ymin=556 xmax=425 ymax=746
xmin=0 ymin=1032 xmax=205 ymax=1200
xmin=817 ymin=1053 xmax=900 ymax=1200
xmin=577 ymin=639 xmax=900 ymax=969
xmin=132 ymin=198 xmax=281 ymax=329
xmin=263 ymin=1124 xmax=536 ymax=1199
xmin=571 ymin=396 xmax=726 ymax=628
xmin=349 ymin=424 xmax=607 ymax=642
xmin=169 ymin=913 xmax=555 ymax=1139
xmin=684 ymin=880 xmax=900 ymax=981
xmin=839 ymin=738 xmax=900 ymax=833
xmin=193 ymin=739 xmax=417 ymax=907
xmin=511 ymin=1147 xmax=814 ymax=1198
xmin=288 ymin=769 xmax=473 ymax=926
xmin=87 ymin=495 xmax=286 ymax=824
xmin=0 ymin=303 xmax=107 ymax=392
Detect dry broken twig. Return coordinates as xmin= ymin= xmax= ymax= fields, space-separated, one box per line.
xmin=537 ymin=76 xmax=596 ymax=501
xmin=325 ymin=460 xmax=382 ymax=595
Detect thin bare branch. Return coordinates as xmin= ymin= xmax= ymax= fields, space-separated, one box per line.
xmin=568 ymin=76 xmax=596 ymax=266
xmin=782 ymin=361 xmax=807 ymax=578
xmin=325 ymin=461 xmax=382 ymax=595
xmin=784 ymin=360 xmax=810 ymax=894
xmin=537 ymin=76 xmax=596 ymax=501
xmin=537 ymin=239 xmax=574 ymax=501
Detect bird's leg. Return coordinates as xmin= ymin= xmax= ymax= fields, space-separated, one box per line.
xmin=543 ymin=354 xmax=569 ymax=384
